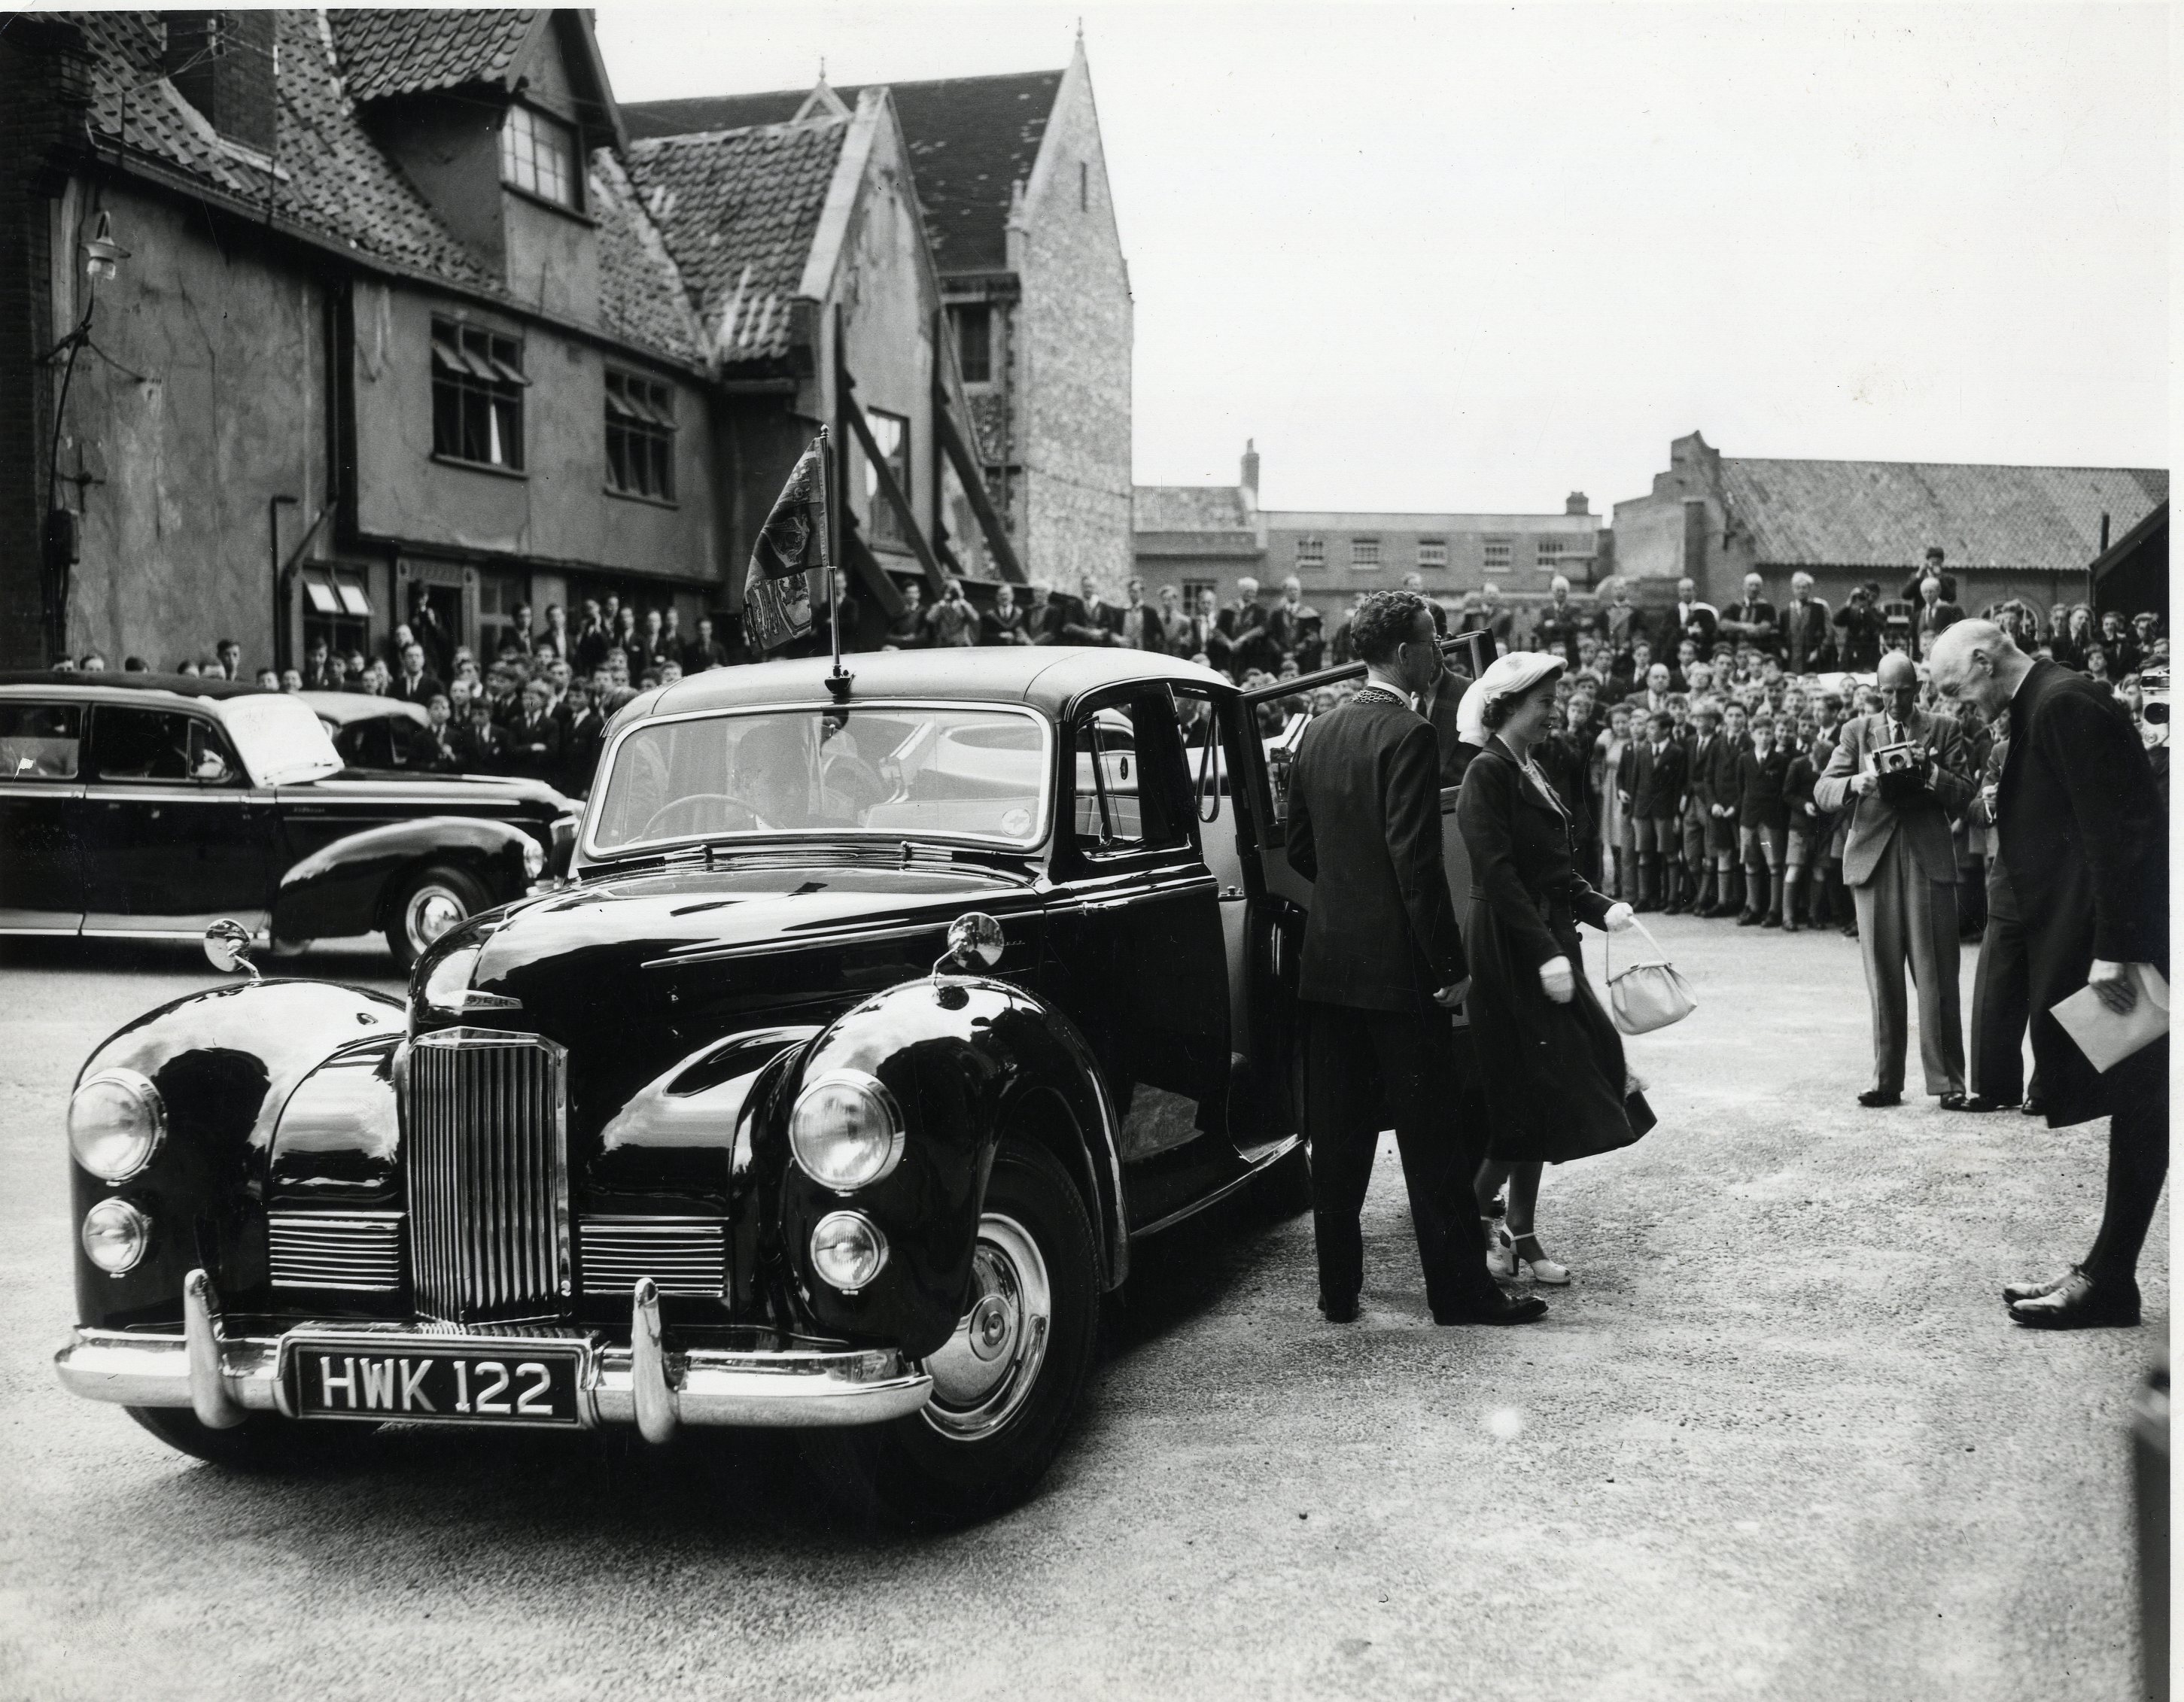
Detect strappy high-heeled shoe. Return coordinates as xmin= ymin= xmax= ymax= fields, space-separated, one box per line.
xmin=1500 ymin=1226 xmax=1571 ymax=1285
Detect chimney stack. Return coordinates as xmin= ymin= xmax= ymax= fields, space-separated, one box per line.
xmin=1240 ymin=439 xmax=1260 ymax=512
xmin=164 ymin=13 xmax=277 ymax=154
xmin=1681 ymin=497 xmax=1709 ymax=582
xmin=1565 ymin=491 xmax=1589 ymax=516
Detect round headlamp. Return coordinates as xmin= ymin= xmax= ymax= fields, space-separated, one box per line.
xmin=810 ymin=1211 xmax=888 ymax=1293
xmin=789 ymin=1070 xmax=905 ymax=1192
xmin=522 ymin=837 xmax=546 ymax=880
xmin=81 ymin=1198 xmax=151 ymax=1274
xmin=421 ymin=944 xmax=482 ymax=1014
xmin=68 ymin=1068 xmax=165 ymax=1181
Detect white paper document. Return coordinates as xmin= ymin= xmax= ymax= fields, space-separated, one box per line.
xmin=2050 ymin=965 xmax=2170 ymax=1073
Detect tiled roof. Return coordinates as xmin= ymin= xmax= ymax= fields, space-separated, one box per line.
xmin=325 ymin=8 xmax=541 ymax=102
xmin=74 ymin=11 xmax=497 ymax=289
xmin=1134 ymin=485 xmax=1253 ymax=532
xmin=626 ymin=69 xmax=1064 ymax=274
xmin=1720 ymin=458 xmax=2170 ymax=572
xmin=589 ymin=153 xmax=707 ymax=365
xmin=625 ymin=119 xmax=848 ymax=366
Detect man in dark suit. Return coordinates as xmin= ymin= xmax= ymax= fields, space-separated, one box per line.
xmin=1833 ymin=582 xmax=1885 ymax=670
xmin=1776 ymin=573 xmax=1833 ymax=674
xmin=1718 ymin=573 xmax=1779 ymax=658
xmin=1285 ymin=591 xmax=1542 ymax=1327
xmin=1617 ymin=710 xmax=1687 ymax=912
xmin=391 ymin=641 xmax=445 ymax=708
xmin=1814 ymin=650 xmax=1976 ymax=1107
xmin=1931 ymin=622 xmax=2168 ymax=1327
xmin=1671 ymin=578 xmax=1718 ymax=661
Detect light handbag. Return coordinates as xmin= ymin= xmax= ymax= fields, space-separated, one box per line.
xmin=1605 ymin=917 xmax=1696 ymax=1035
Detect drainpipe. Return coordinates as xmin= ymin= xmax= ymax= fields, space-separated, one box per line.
xmin=271 ymin=495 xmax=297 ymax=673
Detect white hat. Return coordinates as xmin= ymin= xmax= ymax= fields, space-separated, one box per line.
xmin=1455 ymin=652 xmax=1565 ymax=746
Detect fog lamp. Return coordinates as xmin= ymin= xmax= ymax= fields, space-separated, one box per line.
xmin=82 ymin=1199 xmax=150 ymax=1274
xmin=68 ymin=1068 xmax=165 ymax=1181
xmin=789 ymin=1070 xmax=905 ymax=1191
xmin=810 ymin=1211 xmax=888 ymax=1293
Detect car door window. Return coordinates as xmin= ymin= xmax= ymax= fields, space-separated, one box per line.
xmin=91 ymin=707 xmax=239 ymax=785
xmin=1071 ymin=693 xmax=1185 ymax=858
xmin=0 ymin=702 xmax=82 ymax=780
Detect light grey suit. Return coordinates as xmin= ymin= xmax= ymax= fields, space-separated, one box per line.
xmin=1815 ymin=708 xmax=1976 ymax=1096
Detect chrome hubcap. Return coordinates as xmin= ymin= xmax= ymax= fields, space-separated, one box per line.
xmin=923 ymin=1213 xmax=1050 ymax=1441
xmin=406 ymin=888 xmax=464 ymax=952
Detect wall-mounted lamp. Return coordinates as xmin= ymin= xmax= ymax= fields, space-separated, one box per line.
xmin=83 ymin=211 xmax=128 ymax=283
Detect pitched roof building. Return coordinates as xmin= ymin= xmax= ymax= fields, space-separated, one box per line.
xmin=1612 ymin=431 xmax=2169 ymax=616
xmin=627 ymin=38 xmax=1135 ymax=596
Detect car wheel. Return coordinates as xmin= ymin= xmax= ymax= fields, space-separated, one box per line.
xmin=385 ymin=864 xmax=489 ymax=969
xmin=126 ymin=1406 xmax=379 ymax=1469
xmin=804 ymin=1139 xmax=1100 ymax=1529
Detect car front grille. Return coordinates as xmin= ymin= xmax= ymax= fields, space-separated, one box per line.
xmin=268 ymin=1212 xmax=403 ymax=1292
xmin=402 ymin=1029 xmax=571 ymax=1323
xmin=578 ymin=1217 xmax=728 ymax=1297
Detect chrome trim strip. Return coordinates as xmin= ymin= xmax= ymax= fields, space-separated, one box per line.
xmin=643 ymin=914 xmax=962 ymax=971
xmin=1131 ymin=1133 xmax=1304 ymax=1239
xmin=56 ymin=1324 xmax=932 ymax=1430
xmin=580 ymin=698 xmax=1055 ymax=864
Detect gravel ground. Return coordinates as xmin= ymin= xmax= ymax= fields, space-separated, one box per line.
xmin=0 ymin=922 xmax=2163 ymax=1702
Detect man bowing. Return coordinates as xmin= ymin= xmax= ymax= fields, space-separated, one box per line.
xmin=1930 ymin=622 xmax=2167 ymax=1328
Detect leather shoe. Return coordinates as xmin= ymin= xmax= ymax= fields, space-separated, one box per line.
xmin=2009 ymin=1269 xmax=2142 ymax=1329
xmin=1435 ymin=1290 xmax=1549 ymax=1325
xmin=2003 ymin=1266 xmax=2079 ymax=1305
xmin=1319 ymin=1296 xmax=1360 ymax=1324
xmin=1953 ymin=1095 xmax=2018 ymax=1113
xmin=2020 ymin=1098 xmax=2046 ymax=1118
xmin=1857 ymin=1089 xmax=1901 ymax=1108
xmin=1937 ymin=1092 xmax=1969 ymax=1111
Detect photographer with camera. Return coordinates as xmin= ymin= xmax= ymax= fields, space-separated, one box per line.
xmin=1814 ymin=651 xmax=1978 ymax=1108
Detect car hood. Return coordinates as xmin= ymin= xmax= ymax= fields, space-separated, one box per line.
xmin=302 ymin=770 xmax=576 ymax=814
xmin=454 ymin=860 xmax=1045 ymax=1130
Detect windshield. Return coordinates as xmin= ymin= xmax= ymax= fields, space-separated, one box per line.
xmin=586 ymin=705 xmax=1051 ymax=856
xmin=221 ymin=694 xmax=343 ymax=786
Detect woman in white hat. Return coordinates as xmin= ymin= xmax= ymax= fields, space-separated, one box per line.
xmin=1456 ymin=652 xmax=1650 ymax=1284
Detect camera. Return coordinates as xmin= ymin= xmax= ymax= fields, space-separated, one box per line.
xmin=1871 ymin=740 xmax=1919 ymax=776
xmin=1872 ymin=739 xmax=1925 ymax=802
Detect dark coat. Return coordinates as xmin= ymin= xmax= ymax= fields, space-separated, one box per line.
xmin=1421 ymin=666 xmax=1474 ymax=786
xmin=1776 ymin=598 xmax=1833 ymax=673
xmin=1719 ymin=597 xmax=1779 ymax=653
xmin=1832 ymin=603 xmax=1884 ymax=670
xmin=1735 ymin=745 xmax=1792 ymax=831
xmin=1621 ymin=737 xmax=1687 ymax=818
xmin=1456 ymin=738 xmax=1644 ymax=1164
xmin=1285 ymin=694 xmax=1465 ymax=1013
xmin=1997 ymin=661 xmax=2168 ymax=1127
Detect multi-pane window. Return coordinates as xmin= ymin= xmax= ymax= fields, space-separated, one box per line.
xmin=1483 ymin=538 xmax=1512 ymax=571
xmin=501 ymin=104 xmax=577 ymax=208
xmin=1294 ymin=537 xmax=1325 ymax=567
xmin=1417 ymin=538 xmax=1449 ymax=568
xmin=1349 ymin=536 xmax=1380 ymax=570
xmin=951 ymin=304 xmax=992 ymax=384
xmin=863 ymin=409 xmax=911 ymax=546
xmin=606 ymin=369 xmax=676 ymax=500
xmin=1535 ymin=537 xmax=1565 ymax=572
xmin=477 ymin=570 xmax=527 ymax=661
xmin=431 ymin=319 xmax=526 ymax=470
xmin=300 ymin=567 xmax=373 ymax=662
xmin=1182 ymin=579 xmax=1217 ymax=609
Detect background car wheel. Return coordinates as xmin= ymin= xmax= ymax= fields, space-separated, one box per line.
xmin=385 ymin=864 xmax=489 ymax=969
xmin=126 ymin=1406 xmax=379 ymax=1469
xmin=803 ymin=1139 xmax=1100 ymax=1529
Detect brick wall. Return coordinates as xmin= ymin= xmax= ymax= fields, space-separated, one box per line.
xmin=1017 ymin=55 xmax=1133 ymax=597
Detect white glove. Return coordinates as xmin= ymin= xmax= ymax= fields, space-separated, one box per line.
xmin=1603 ymin=902 xmax=1635 ymax=933
xmin=1539 ymin=956 xmax=1575 ymax=1004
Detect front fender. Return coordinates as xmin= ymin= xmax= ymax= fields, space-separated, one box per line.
xmin=272 ymin=817 xmax=533 ymax=942
xmin=759 ymin=974 xmax=1126 ymax=1359
xmin=68 ymin=980 xmax=406 ymax=1330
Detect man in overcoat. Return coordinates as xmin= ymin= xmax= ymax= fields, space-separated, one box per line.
xmin=1814 ymin=651 xmax=1975 ymax=1105
xmin=1285 ymin=591 xmax=1541 ymax=1327
xmin=1930 ymin=622 xmax=2168 ymax=1327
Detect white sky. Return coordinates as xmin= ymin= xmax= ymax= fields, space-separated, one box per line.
xmin=595 ymin=2 xmax=2170 ymax=518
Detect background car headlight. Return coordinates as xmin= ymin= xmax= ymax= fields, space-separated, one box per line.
xmin=522 ymin=837 xmax=546 ymax=880
xmin=68 ymin=1069 xmax=165 ymax=1181
xmin=809 ymin=1211 xmax=887 ymax=1291
xmin=789 ymin=1070 xmax=905 ymax=1191
xmin=81 ymin=1199 xmax=150 ymax=1273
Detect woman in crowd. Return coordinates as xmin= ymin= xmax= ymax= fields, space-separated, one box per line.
xmin=1456 ymin=652 xmax=1647 ymax=1287
xmin=1595 ymin=701 xmax=1633 ymax=896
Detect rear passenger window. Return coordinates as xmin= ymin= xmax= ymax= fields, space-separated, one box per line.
xmin=0 ymin=702 xmax=82 ymax=780
xmin=1071 ymin=691 xmax=1186 ymax=857
xmin=91 ymin=707 xmax=238 ymax=784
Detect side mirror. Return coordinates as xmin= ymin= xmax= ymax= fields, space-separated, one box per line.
xmin=202 ymin=918 xmax=259 ymax=980
xmin=935 ymin=911 xmax=1005 ymax=978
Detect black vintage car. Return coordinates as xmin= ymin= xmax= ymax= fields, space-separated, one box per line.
xmin=0 ymin=675 xmax=577 ymax=965
xmin=52 ymin=644 xmax=1476 ymax=1524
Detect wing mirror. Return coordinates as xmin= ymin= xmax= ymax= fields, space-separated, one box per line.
xmin=933 ymin=911 xmax=1005 ymax=980
xmin=202 ymin=918 xmax=260 ymax=980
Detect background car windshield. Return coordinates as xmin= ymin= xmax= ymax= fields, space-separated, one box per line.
xmin=221 ymin=694 xmax=344 ymax=786
xmin=589 ymin=707 xmax=1050 ymax=853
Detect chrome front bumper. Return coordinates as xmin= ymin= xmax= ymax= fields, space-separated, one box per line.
xmin=54 ymin=1271 xmax=932 ymax=1437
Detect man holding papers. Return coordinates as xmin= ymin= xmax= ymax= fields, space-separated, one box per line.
xmin=1930 ymin=622 xmax=2168 ymax=1329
